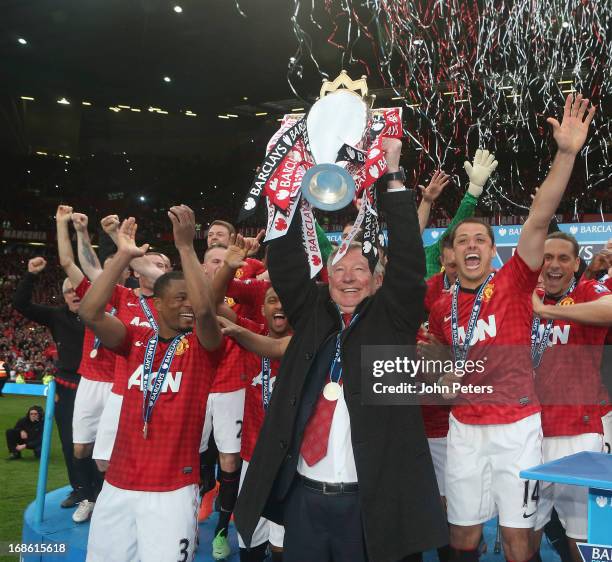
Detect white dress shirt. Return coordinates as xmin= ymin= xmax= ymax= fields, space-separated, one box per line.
xmin=297 ymin=384 xmax=358 ymax=483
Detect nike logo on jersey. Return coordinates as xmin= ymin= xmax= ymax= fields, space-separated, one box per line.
xmin=135 ymin=341 xmax=143 ymax=347
xmin=444 ymin=315 xmax=452 ymax=323
xmin=127 ymin=302 xmax=138 ymax=307
xmin=522 ymin=511 xmax=536 ymax=518
xmin=127 ymin=366 xmax=183 ymax=393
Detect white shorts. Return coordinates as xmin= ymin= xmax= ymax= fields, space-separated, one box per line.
xmin=446 ymin=412 xmax=542 ymax=528
xmin=603 ymin=411 xmax=612 ymax=454
xmin=199 ymin=389 xmax=245 ymax=454
xmin=535 ymin=433 xmax=603 ymax=540
xmin=92 ymin=391 xmax=123 ymax=461
xmin=73 ymin=378 xmax=113 ymax=444
xmin=237 ymin=460 xmax=284 ymax=549
xmin=87 ymin=481 xmax=199 ymax=562
xmin=428 ymin=437 xmax=447 ymax=497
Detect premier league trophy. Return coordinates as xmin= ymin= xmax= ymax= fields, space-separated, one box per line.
xmin=238 ymin=71 xmax=403 ymax=276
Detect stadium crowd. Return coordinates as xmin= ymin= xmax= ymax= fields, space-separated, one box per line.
xmin=0 ymin=251 xmax=59 ymax=385
xmin=4 ymin=93 xmax=612 ymax=562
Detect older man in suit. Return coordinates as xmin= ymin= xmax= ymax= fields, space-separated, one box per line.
xmin=235 ymin=139 xmax=448 ymax=562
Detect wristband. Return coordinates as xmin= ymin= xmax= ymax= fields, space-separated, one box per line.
xmin=383 ymin=166 xmax=406 ymax=184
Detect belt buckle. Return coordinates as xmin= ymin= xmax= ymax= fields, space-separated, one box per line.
xmin=322 ymin=481 xmax=341 ymax=496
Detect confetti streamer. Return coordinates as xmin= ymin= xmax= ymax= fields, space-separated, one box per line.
xmin=281 ymin=0 xmax=611 ymax=217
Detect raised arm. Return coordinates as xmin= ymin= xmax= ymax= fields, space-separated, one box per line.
xmin=212 ymin=234 xmax=261 ymax=306
xmin=417 ymin=170 xmax=451 ymax=234
xmin=379 ymin=139 xmax=426 ymax=331
xmin=56 ymin=205 xmax=85 ymax=289
xmin=12 ymin=258 xmax=55 ymax=326
xmin=267 ymin=204 xmax=317 ymax=328
xmin=72 ymin=213 xmax=103 ymax=281
xmin=517 ymin=94 xmax=596 ymax=270
xmin=101 ymin=213 xmax=163 ymax=281
xmin=423 ymin=149 xmax=496 ymax=278
xmin=532 ymin=292 xmax=612 ymax=327
xmin=169 ymin=205 xmax=222 ymax=351
xmin=217 ymin=316 xmax=291 ymax=359
xmin=79 ymin=219 xmax=148 ymax=349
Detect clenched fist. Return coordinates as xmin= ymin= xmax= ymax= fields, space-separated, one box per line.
xmin=28 ymin=257 xmax=47 ymax=274
xmin=56 ymin=205 xmax=73 ymax=224
xmin=72 ymin=213 xmax=89 ymax=232
xmin=100 ymin=215 xmax=120 ymax=235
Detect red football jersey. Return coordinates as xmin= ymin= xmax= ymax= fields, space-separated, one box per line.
xmin=106 ymin=324 xmax=221 ymax=491
xmin=420 ymin=405 xmax=451 ymax=438
xmin=428 ymin=253 xmax=541 ymax=425
xmin=75 ymin=278 xmax=116 ymax=383
xmin=605 ymin=278 xmax=612 ymax=416
xmin=108 ymin=285 xmax=159 ymax=396
xmin=235 ymin=317 xmax=281 ymax=462
xmin=234 ymin=258 xmax=266 ymax=281
xmin=417 ymin=317 xmax=450 ymax=438
xmin=210 ymin=336 xmax=251 ymax=394
xmin=227 ymin=278 xmax=271 ymax=324
xmin=535 ymin=279 xmax=610 ymax=437
xmin=225 ymin=259 xmax=267 ymax=321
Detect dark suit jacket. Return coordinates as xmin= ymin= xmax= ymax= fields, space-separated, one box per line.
xmin=235 ymin=190 xmax=449 ymax=562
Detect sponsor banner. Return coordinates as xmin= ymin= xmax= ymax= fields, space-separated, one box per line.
xmin=1 ymin=229 xmax=48 ymax=241
xmin=326 ymin=222 xmax=612 ymax=265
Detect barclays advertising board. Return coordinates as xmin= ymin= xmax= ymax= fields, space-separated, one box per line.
xmin=326 ymin=222 xmax=612 ymax=268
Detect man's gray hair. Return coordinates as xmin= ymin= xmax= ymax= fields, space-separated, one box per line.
xmin=61 ymin=278 xmax=73 ymax=293
xmin=327 ymin=242 xmax=385 ymax=278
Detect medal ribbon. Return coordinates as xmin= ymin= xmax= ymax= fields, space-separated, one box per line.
xmin=328 ymin=312 xmax=361 ymax=386
xmin=443 ymin=274 xmax=450 ymax=291
xmin=531 ymin=279 xmax=576 ymax=368
xmin=261 ymin=356 xmax=272 ymax=411
xmin=92 ymin=307 xmax=116 ymax=355
xmin=451 ymin=274 xmax=495 ymax=363
xmin=141 ymin=331 xmax=190 ymax=438
xmin=139 ymin=296 xmax=159 ymax=332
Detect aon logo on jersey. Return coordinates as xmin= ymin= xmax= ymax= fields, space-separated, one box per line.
xmin=539 ymin=323 xmax=570 ymax=346
xmin=129 ymin=317 xmax=152 ymax=328
xmin=127 ymin=366 xmax=183 ymax=392
xmin=457 ymin=314 xmax=497 ymax=345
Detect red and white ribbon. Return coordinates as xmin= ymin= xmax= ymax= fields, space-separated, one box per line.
xmin=299 ymin=199 xmax=323 ymax=278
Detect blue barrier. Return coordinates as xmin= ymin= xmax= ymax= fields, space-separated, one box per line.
xmin=4 ymin=381 xmax=56 ymax=524
xmin=521 ymin=452 xmax=612 ymax=545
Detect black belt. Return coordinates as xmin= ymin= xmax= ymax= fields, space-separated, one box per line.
xmin=299 ymin=475 xmax=358 ymax=495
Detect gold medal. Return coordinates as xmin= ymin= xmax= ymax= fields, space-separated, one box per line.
xmin=323 ymin=382 xmax=342 ymax=401
xmin=89 ymin=349 xmax=98 ymax=359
